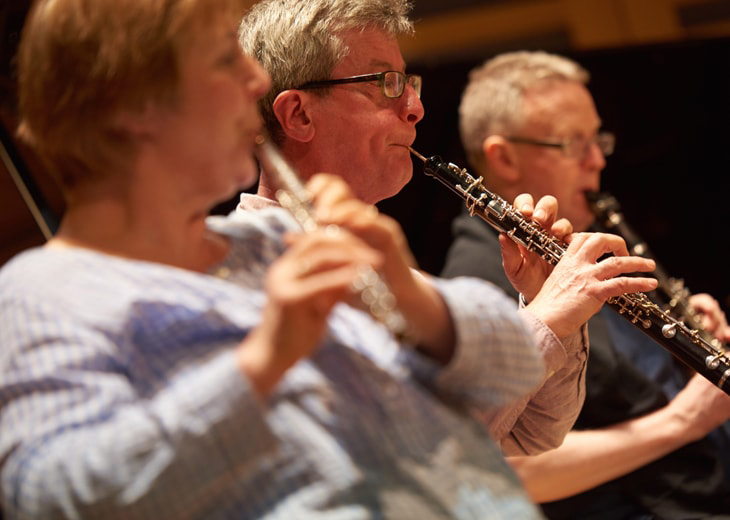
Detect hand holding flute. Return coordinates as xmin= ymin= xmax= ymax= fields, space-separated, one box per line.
xmin=255 ymin=136 xmax=408 ymax=338
xmin=254 ymin=137 xmax=457 ymax=361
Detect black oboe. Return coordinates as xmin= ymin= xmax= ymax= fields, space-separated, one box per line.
xmin=409 ymin=147 xmax=730 ymax=394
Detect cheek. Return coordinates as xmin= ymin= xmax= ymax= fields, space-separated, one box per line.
xmin=524 ymin=160 xmax=558 ymax=193
xmin=535 ymin=159 xmax=575 ymax=191
xmin=236 ymin=155 xmax=260 ymax=190
xmin=206 ymin=82 xmax=247 ymax=120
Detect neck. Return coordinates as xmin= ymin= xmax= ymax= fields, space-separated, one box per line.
xmin=256 ymin=173 xmax=278 ymax=202
xmin=256 ymin=140 xmax=316 ymax=202
xmin=52 ymin=184 xmax=228 ymax=272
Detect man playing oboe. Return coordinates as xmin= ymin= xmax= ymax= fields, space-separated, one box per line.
xmin=238 ymin=0 xmax=658 ymax=457
xmin=442 ymin=49 xmax=730 ymax=519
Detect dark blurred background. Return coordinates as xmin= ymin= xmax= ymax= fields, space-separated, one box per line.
xmin=2 ymin=0 xmax=729 ymax=313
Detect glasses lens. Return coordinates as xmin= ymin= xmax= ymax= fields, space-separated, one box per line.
xmin=382 ymin=71 xmax=405 ymax=98
xmin=567 ymin=133 xmax=615 ymax=159
xmin=408 ymin=75 xmax=422 ymax=98
xmin=596 ymin=132 xmax=615 ymax=156
xmin=566 ymin=138 xmax=586 ymax=159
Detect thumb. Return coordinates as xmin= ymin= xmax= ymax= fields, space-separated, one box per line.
xmin=499 ymin=233 xmax=524 ymax=278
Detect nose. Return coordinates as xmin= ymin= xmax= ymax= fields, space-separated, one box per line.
xmin=400 ymin=83 xmax=424 ymax=124
xmin=243 ymin=54 xmax=272 ymax=101
xmin=583 ymin=140 xmax=606 ymax=171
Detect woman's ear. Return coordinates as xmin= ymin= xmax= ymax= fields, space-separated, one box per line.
xmin=272 ymin=89 xmax=315 ymax=143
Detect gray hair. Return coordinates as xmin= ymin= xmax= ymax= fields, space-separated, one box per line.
xmin=239 ymin=0 xmax=414 ymax=143
xmin=459 ymin=50 xmax=589 ymax=172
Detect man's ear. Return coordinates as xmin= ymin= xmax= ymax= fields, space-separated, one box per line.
xmin=272 ymin=89 xmax=315 ymax=143
xmin=484 ymin=135 xmax=520 ymax=182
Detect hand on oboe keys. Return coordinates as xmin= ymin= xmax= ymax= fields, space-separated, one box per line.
xmin=690 ymin=293 xmax=730 ymax=343
xmin=499 ymin=193 xmax=658 ymax=339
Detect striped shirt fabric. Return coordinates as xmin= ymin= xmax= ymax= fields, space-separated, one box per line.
xmin=0 ymin=207 xmax=546 ymax=519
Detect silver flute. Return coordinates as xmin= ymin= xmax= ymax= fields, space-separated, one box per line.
xmin=254 ymin=135 xmax=408 ymax=339
xmin=408 ymin=146 xmax=730 ymax=394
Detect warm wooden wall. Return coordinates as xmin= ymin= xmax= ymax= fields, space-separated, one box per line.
xmin=403 ymin=0 xmax=730 ymax=62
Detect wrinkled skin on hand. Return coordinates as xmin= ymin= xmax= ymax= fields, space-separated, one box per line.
xmin=500 ymin=193 xmax=658 ymax=339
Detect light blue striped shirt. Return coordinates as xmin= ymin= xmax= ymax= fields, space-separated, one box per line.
xmin=0 ymin=208 xmax=545 ymax=519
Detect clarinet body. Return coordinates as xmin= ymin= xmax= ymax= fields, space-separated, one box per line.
xmin=587 ymin=191 xmax=725 ymax=351
xmin=408 ymin=148 xmax=730 ymax=394
xmin=255 ymin=136 xmax=408 ymax=339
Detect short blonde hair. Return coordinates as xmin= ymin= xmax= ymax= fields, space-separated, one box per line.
xmin=17 ymin=0 xmax=249 ymax=190
xmin=460 ymin=51 xmax=589 ymax=173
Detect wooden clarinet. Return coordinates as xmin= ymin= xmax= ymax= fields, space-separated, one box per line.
xmin=408 ymin=147 xmax=730 ymax=394
xmin=587 ymin=191 xmax=725 ymax=351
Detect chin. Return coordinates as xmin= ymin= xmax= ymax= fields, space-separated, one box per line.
xmin=397 ymin=167 xmax=413 ymax=190
xmin=235 ymin=158 xmax=260 ymax=190
xmin=573 ymin=214 xmax=594 ymax=233
xmin=378 ymin=174 xmax=412 ymax=202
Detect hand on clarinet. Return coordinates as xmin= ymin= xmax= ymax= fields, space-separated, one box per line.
xmin=499 ymin=194 xmax=573 ymax=302
xmin=502 ymin=193 xmax=658 ymax=339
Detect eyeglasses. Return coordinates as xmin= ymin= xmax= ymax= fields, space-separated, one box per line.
xmin=505 ymin=132 xmax=615 ymax=160
xmin=297 ymin=70 xmax=422 ymax=99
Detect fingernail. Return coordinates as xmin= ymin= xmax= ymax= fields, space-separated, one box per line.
xmin=534 ymin=208 xmax=546 ymax=220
